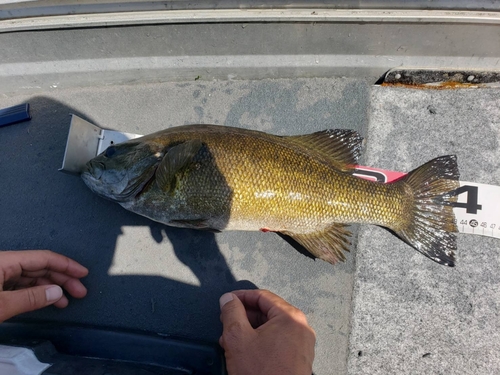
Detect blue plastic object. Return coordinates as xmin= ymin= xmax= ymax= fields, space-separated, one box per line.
xmin=0 ymin=103 xmax=31 ymax=127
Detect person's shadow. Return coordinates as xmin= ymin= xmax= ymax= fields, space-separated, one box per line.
xmin=0 ymin=96 xmax=255 ymax=344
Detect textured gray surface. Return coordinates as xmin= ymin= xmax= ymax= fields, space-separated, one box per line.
xmin=0 ymin=78 xmax=369 ymax=375
xmin=2 ymin=22 xmax=499 ymax=94
xmin=348 ymin=87 xmax=500 ymax=374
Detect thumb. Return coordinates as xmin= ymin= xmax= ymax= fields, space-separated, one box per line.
xmin=0 ymin=285 xmax=63 ymax=322
xmin=219 ymin=293 xmax=253 ymax=349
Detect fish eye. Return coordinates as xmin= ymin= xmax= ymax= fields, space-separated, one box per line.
xmin=105 ymin=146 xmax=116 ymax=158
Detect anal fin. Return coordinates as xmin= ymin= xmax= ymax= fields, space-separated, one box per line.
xmin=169 ymin=219 xmax=221 ymax=233
xmin=279 ymin=224 xmax=352 ymax=265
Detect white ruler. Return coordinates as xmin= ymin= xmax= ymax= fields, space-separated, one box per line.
xmin=452 ymin=182 xmax=500 ymax=238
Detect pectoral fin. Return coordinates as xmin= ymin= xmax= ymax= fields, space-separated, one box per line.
xmin=279 ymin=224 xmax=352 ymax=265
xmin=155 ymin=140 xmax=203 ymax=192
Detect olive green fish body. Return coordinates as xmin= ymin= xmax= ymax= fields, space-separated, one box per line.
xmin=82 ymin=125 xmax=459 ymax=266
xmin=121 ymin=128 xmax=404 ymax=231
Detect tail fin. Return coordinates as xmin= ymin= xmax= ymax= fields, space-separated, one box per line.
xmin=394 ymin=155 xmax=460 ymax=267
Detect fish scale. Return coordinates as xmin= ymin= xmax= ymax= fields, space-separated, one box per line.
xmin=202 ymin=133 xmax=406 ymax=231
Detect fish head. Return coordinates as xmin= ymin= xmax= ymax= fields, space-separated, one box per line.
xmin=81 ymin=140 xmax=165 ymax=202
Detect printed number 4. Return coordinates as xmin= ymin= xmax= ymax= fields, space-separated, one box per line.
xmin=451 ymin=186 xmax=482 ymax=214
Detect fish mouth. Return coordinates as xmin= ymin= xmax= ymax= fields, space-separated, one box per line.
xmin=81 ymin=162 xmax=157 ymax=203
xmin=82 ymin=161 xmax=105 ymax=180
xmin=80 ymin=166 xmax=96 ymax=184
xmin=80 ymin=167 xmax=93 ymax=183
xmin=80 ymin=162 xmax=127 ymax=202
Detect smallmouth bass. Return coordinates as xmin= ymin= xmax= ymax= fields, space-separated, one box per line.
xmin=82 ymin=125 xmax=459 ymax=266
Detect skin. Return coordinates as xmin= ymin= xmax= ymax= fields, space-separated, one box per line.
xmin=219 ymin=289 xmax=316 ymax=375
xmin=0 ymin=250 xmax=88 ymax=323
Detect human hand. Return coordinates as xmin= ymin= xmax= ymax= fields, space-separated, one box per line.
xmin=0 ymin=250 xmax=88 ymax=323
xmin=219 ymin=289 xmax=315 ymax=375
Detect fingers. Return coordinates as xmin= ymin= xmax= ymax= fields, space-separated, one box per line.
xmin=14 ymin=274 xmax=88 ymax=299
xmin=41 ymin=271 xmax=88 ymax=298
xmin=220 ymin=289 xmax=310 ymax=332
xmin=232 ymin=289 xmax=303 ymax=322
xmin=219 ymin=293 xmax=254 ymax=349
xmin=244 ymin=307 xmax=269 ymax=328
xmin=0 ymin=285 xmax=63 ymax=323
xmin=1 ymin=250 xmax=88 ymax=281
xmin=218 ymin=290 xmax=316 ymax=375
xmin=0 ymin=251 xmax=89 ymax=315
xmin=15 ymin=276 xmax=89 ymax=308
xmin=28 ymin=278 xmax=69 ymax=308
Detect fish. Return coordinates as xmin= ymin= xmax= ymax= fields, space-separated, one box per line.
xmin=81 ymin=125 xmax=460 ymax=266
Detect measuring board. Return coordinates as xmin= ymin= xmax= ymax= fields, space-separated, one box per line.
xmin=61 ymin=115 xmax=500 ymax=240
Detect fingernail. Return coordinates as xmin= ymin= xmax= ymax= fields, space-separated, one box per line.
xmin=45 ymin=286 xmax=63 ymax=302
xmin=219 ymin=293 xmax=234 ymax=310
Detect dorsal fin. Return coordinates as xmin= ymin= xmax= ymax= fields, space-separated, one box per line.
xmin=285 ymin=129 xmax=363 ymax=172
xmin=155 ymin=140 xmax=203 ymax=192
